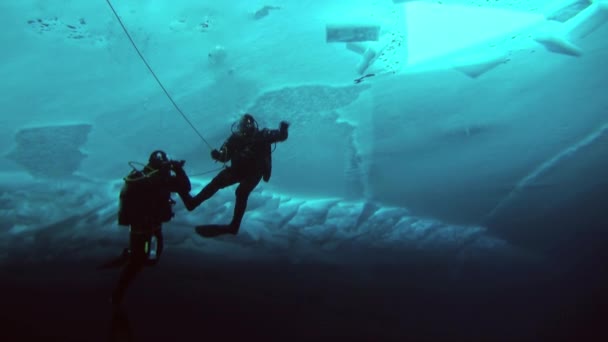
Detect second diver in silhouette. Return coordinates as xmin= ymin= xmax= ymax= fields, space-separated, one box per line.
xmin=181 ymin=113 xmax=289 ymax=237
xmin=98 ymin=150 xmax=191 ymax=306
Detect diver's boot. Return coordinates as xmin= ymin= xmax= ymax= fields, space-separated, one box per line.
xmin=180 ymin=191 xmax=208 ymax=211
xmin=179 ymin=192 xmax=197 ymax=211
xmin=228 ymin=208 xmax=245 ymax=235
xmin=227 ymin=217 xmax=241 ymax=235
xmin=228 ymin=195 xmax=249 ymax=234
xmin=228 ymin=225 xmax=239 ymax=235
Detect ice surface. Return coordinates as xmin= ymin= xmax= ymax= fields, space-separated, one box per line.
xmin=401 ymin=2 xmax=545 ymax=67
xmin=486 ymin=121 xmax=608 ymax=220
xmin=0 ymin=0 xmax=606 ymax=264
xmin=565 ymin=1 xmax=608 ymax=38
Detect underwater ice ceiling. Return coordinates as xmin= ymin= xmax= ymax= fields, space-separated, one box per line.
xmin=0 ymin=0 xmax=607 ymax=229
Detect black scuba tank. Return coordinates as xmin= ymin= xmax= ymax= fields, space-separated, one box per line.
xmin=117 ymin=167 xmax=175 ymax=226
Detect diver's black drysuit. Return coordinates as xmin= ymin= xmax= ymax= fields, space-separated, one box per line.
xmin=101 ymin=153 xmax=191 ymax=305
xmin=183 ymin=118 xmax=289 ymax=236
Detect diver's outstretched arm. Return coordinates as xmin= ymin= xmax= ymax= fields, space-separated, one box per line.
xmin=261 ymin=121 xmax=289 ymax=143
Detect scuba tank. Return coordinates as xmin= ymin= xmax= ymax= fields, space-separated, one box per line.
xmin=117 ymin=164 xmax=175 ymax=226
xmin=118 ymin=169 xmax=146 ymax=227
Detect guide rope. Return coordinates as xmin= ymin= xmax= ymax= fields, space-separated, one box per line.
xmin=105 ymin=0 xmax=213 ymax=151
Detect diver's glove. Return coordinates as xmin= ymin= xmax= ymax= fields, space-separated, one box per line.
xmin=211 ymin=149 xmax=221 ymax=160
xmin=279 ymin=121 xmax=289 ymax=140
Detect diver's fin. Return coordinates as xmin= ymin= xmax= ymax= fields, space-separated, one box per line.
xmin=195 ymin=224 xmax=237 ymax=238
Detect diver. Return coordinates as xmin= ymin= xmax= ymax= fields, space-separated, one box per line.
xmin=99 ymin=150 xmax=191 ymax=306
xmin=182 ymin=113 xmax=289 ymax=237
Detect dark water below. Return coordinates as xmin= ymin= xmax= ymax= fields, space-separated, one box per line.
xmin=1 ymin=239 xmax=606 ymax=342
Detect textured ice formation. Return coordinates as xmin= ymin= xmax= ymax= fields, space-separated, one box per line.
xmin=252 ymin=6 xmax=281 ymax=21
xmin=6 ymin=124 xmax=92 ymax=178
xmin=485 ymin=122 xmax=608 ymax=220
xmin=534 ymin=33 xmax=583 ymax=56
xmin=326 ymin=24 xmax=381 ymax=43
xmin=0 ymin=176 xmax=512 ymax=266
xmin=534 ymin=1 xmax=608 ymax=56
xmin=565 ymin=1 xmax=608 ymax=39
xmin=248 ymin=85 xmax=370 ymax=116
xmin=26 ymin=16 xmax=107 ymax=47
xmin=546 ymin=0 xmax=592 ymax=22
xmin=452 ymin=54 xmax=509 ymax=78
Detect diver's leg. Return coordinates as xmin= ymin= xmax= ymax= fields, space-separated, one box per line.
xmin=146 ymin=228 xmax=163 ymax=267
xmin=182 ymin=168 xmax=237 ymax=211
xmin=155 ymin=229 xmax=164 ymax=259
xmin=229 ymin=175 xmax=262 ymax=233
xmin=111 ymin=231 xmax=148 ymax=305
